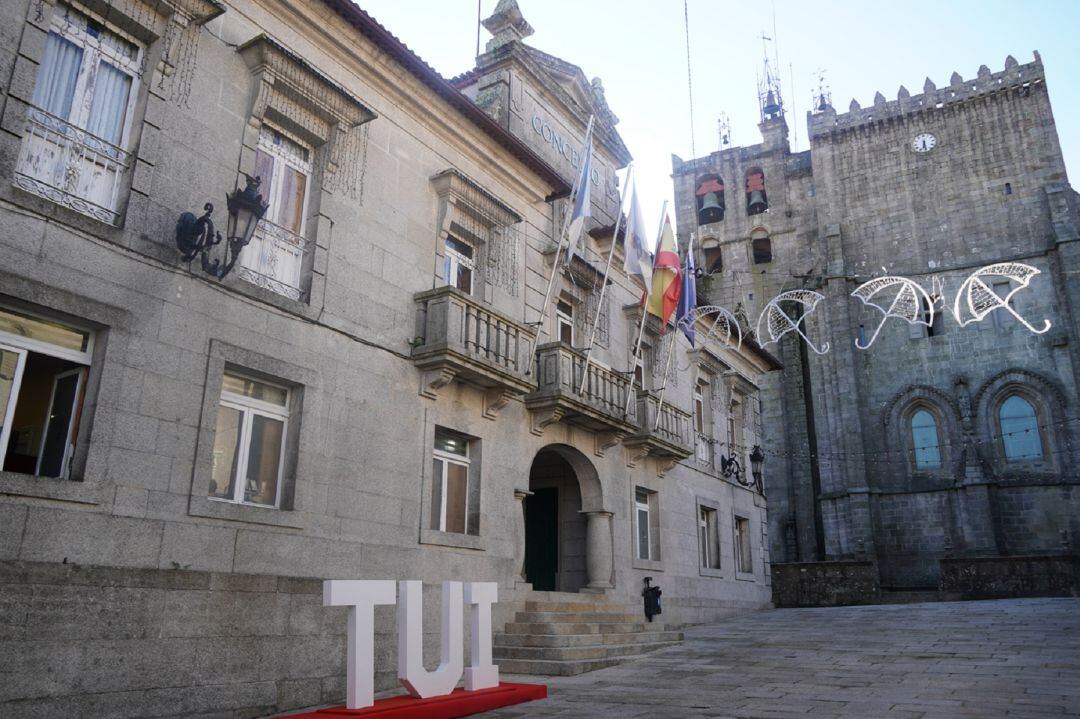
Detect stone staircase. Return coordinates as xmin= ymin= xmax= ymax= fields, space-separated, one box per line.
xmin=493 ymin=591 xmax=683 ymax=676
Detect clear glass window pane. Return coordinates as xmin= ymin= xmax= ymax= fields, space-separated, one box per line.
xmin=0 ymin=308 xmax=90 ymax=353
xmin=32 ymin=33 xmax=83 ymax=120
xmin=434 ymin=430 xmax=468 ymax=457
xmin=244 ymin=414 xmax=283 ymax=505
xmin=37 ymin=370 xmax=81 ymax=478
xmin=278 ymin=164 xmax=307 ymax=234
xmin=211 ymin=405 xmax=243 ymax=499
xmin=637 ymin=507 xmax=650 ymax=560
xmin=444 ymin=461 xmax=468 ymax=534
xmin=446 ymin=237 xmax=473 ymax=259
xmin=1000 ymin=396 xmax=1042 ymax=461
xmin=431 ymin=458 xmax=444 ymax=530
xmin=0 ymin=349 xmax=21 ymax=437
xmin=86 ymin=60 xmax=132 ymax=144
xmin=254 ymin=149 xmax=276 ymax=208
xmin=911 ymin=409 xmax=942 ymax=469
xmin=222 ymin=374 xmax=288 ymax=406
xmin=456 ymin=264 xmax=473 ymax=293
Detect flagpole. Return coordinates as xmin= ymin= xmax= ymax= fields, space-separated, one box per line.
xmin=623 ymin=199 xmax=668 ymax=415
xmin=578 ymin=164 xmax=630 ymax=396
xmin=654 ymin=233 xmax=691 ymax=431
xmin=525 ymin=115 xmax=595 ymax=376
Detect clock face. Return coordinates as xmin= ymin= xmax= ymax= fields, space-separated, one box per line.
xmin=912 ymin=133 xmax=937 ymax=153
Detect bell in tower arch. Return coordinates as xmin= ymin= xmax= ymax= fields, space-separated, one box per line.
xmin=695 ymin=175 xmax=725 ymax=224
xmin=747 ymin=190 xmax=767 ymax=215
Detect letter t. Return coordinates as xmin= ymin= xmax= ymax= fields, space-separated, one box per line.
xmin=324 ymin=580 xmax=397 ymax=709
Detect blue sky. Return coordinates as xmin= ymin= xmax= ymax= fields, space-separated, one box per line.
xmin=357 ymin=0 xmax=1080 ymax=235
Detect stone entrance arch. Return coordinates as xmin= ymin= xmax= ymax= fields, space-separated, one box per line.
xmin=519 ymin=444 xmax=612 ymax=593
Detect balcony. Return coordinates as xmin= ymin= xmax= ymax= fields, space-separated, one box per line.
xmin=14 ymin=107 xmax=130 ymax=225
xmin=412 ymin=287 xmax=534 ymax=417
xmin=236 ymin=220 xmax=311 ymax=301
xmin=624 ymin=391 xmax=694 ymax=461
xmin=525 ymin=342 xmax=637 ymax=438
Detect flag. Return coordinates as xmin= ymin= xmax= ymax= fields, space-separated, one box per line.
xmin=622 ymin=174 xmax=653 ymax=291
xmin=564 ymin=119 xmax=594 ymax=263
xmin=677 ymin=235 xmax=698 ymax=345
xmin=645 ymin=215 xmax=682 ymax=332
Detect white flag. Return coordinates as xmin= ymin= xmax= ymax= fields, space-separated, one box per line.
xmin=622 ymin=174 xmax=653 ymax=291
xmin=564 ymin=118 xmax=594 ymax=263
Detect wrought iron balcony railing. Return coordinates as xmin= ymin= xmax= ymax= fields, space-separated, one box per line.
xmin=525 ymin=342 xmax=637 ymax=436
xmin=623 ymin=391 xmax=694 ymax=460
xmin=235 ymin=219 xmax=311 ymax=301
xmin=14 ymin=107 xmax=131 ymax=225
xmin=412 ymin=287 xmax=534 ymax=414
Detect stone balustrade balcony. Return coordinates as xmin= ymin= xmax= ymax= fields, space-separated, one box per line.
xmin=624 ymin=390 xmax=694 ymax=463
xmin=412 ymin=287 xmax=534 ymax=417
xmin=525 ymin=342 xmax=637 ymax=439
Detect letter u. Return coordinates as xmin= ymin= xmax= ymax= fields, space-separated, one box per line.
xmin=397 ymin=580 xmax=464 ymax=698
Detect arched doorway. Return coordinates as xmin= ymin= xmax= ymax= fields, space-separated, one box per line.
xmin=524 ymin=445 xmax=611 ymax=593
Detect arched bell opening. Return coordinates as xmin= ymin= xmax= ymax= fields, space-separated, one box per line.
xmin=745 ymin=167 xmax=768 ymax=216
xmin=695 ymin=174 xmax=725 ymax=225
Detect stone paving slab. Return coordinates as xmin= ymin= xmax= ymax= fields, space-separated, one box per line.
xmin=476 ymin=598 xmax=1080 ymax=718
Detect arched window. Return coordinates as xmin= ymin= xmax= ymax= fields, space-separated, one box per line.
xmin=910 ymin=409 xmax=941 ymax=469
xmin=701 ymin=238 xmax=722 ymax=274
xmin=745 ymin=167 xmax=768 ymax=215
xmin=695 ymin=174 xmax=725 ymax=224
xmin=750 ymin=227 xmax=772 ymax=264
xmin=999 ymin=395 xmax=1042 ymax=461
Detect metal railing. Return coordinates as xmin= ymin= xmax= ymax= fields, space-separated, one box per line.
xmin=236 ymin=220 xmax=311 ymax=301
xmin=14 ymin=107 xmax=130 ymax=225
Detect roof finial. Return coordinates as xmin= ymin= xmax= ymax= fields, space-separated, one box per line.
xmin=758 ymin=31 xmax=783 ymax=121
xmin=481 ymin=0 xmax=534 ymax=53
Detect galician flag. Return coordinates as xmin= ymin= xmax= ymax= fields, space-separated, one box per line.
xmin=645 ymin=214 xmax=682 ymax=333
xmin=564 ymin=117 xmax=594 ymax=263
xmin=622 ymin=172 xmax=653 ymax=291
xmin=677 ymin=234 xmax=698 ymax=345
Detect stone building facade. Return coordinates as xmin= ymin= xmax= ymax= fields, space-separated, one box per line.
xmin=0 ymin=0 xmax=774 ymax=715
xmin=673 ymin=53 xmax=1080 ymax=593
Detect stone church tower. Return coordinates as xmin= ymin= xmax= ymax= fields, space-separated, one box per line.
xmin=673 ymin=53 xmax=1080 ymax=592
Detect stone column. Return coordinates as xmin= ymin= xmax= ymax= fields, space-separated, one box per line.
xmin=582 ymin=510 xmax=614 ymax=591
xmin=512 ymin=489 xmax=532 ymax=583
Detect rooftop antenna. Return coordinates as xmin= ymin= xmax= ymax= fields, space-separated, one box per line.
xmin=718 ymin=112 xmax=732 ymax=149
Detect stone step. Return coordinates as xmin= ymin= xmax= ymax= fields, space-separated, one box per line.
xmin=513 ymin=610 xmax=643 ymax=624
xmin=502 ymin=621 xmax=650 ymax=635
xmin=494 ymin=639 xmax=681 ymax=662
xmin=494 ymin=651 xmax=672 ymax=677
xmin=494 ymin=630 xmax=682 ymax=648
xmin=518 ymin=590 xmax=610 ymax=604
xmin=524 ymin=599 xmax=630 ymax=613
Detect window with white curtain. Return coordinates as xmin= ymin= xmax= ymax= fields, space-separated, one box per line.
xmin=235 ymin=125 xmax=313 ymax=300
xmin=15 ymin=3 xmax=142 ymax=224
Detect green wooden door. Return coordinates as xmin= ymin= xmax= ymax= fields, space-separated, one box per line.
xmin=524 ymin=487 xmax=558 ymax=591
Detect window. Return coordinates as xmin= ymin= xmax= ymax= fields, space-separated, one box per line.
xmin=443 ymin=237 xmax=476 ymax=294
xmin=735 ymin=516 xmax=753 ymax=573
xmin=432 ymin=428 xmax=478 ymax=535
xmin=999 ymin=395 xmax=1042 ymax=462
xmin=0 ymin=306 xmax=93 ymax=479
xmin=728 ymin=395 xmax=743 ymax=451
xmin=703 ymin=245 xmax=723 ymax=274
xmin=750 ymin=227 xmax=773 ymax=265
xmin=556 ymin=300 xmax=574 ymax=345
xmin=695 ymin=174 xmax=725 ymax=224
xmin=699 ymin=506 xmax=720 ymax=570
xmin=694 ymin=379 xmax=711 ymax=463
xmin=910 ymin=409 xmax=942 ymax=469
xmin=210 ymin=373 xmax=289 ymax=507
xmin=634 ymin=488 xmax=652 ymax=560
xmin=236 ymin=125 xmax=313 ymax=300
xmin=745 ymin=168 xmax=768 ymax=215
xmin=632 ymin=353 xmax=645 ymax=390
xmin=15 ymin=4 xmax=142 ymax=224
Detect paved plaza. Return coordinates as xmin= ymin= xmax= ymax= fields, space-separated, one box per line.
xmin=481 ymin=598 xmax=1080 ymax=718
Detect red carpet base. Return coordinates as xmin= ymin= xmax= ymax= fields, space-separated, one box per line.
xmin=288 ymin=683 xmax=548 ymax=718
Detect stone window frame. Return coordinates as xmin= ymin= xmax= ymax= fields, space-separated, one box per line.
xmin=630 ymin=479 xmax=663 ymax=572
xmin=3 ymin=0 xmax=222 ymax=239
xmin=187 ymin=339 xmax=319 ymax=529
xmin=882 ymin=385 xmax=960 ymax=487
xmin=695 ymin=496 xmax=723 ymax=578
xmin=0 ymin=276 xmax=124 ymax=507
xmin=431 ymin=169 xmax=523 ymax=306
xmin=228 ymin=34 xmax=376 ymax=312
xmin=418 ymin=420 xmax=486 ymax=551
xmin=974 ymin=369 xmax=1067 ymax=476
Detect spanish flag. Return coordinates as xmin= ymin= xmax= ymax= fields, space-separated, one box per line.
xmin=645 ymin=215 xmax=682 ymax=332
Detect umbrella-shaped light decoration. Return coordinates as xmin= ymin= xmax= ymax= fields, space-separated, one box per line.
xmin=850 ymin=276 xmax=935 ymax=349
xmin=756 ymin=289 xmax=830 ymax=355
xmin=677 ymin=305 xmax=744 ymax=349
xmin=951 ymin=263 xmax=1051 ymax=334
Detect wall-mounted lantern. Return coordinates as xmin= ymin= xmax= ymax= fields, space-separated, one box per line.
xmin=749 ymin=445 xmax=765 ymax=493
xmin=176 ymin=176 xmax=268 ymax=280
